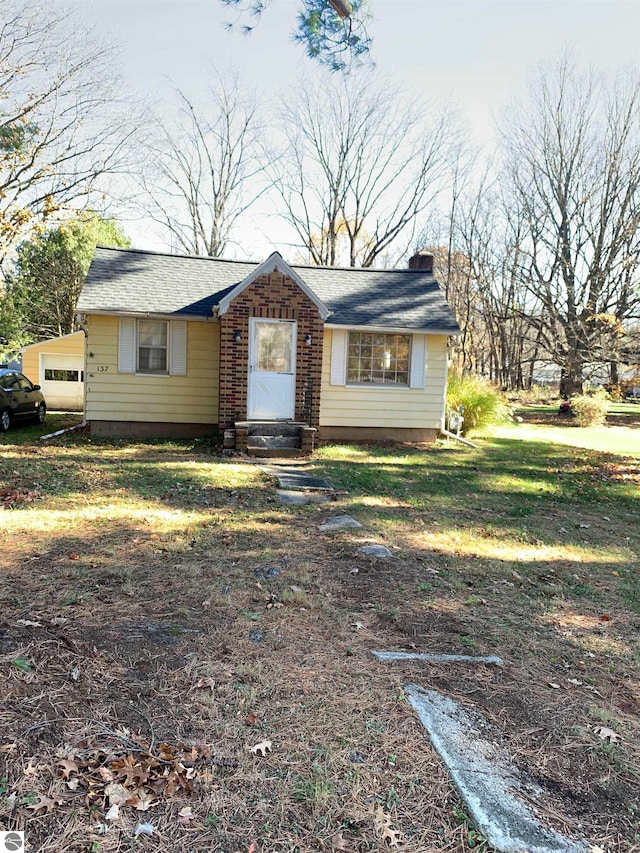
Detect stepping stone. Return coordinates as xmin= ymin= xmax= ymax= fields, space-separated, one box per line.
xmin=373 ymin=651 xmax=504 ymax=667
xmin=319 ymin=515 xmax=362 ymax=531
xmin=357 ymin=544 xmax=394 ymax=558
xmin=276 ymin=490 xmax=332 ymax=506
xmin=404 ymin=684 xmax=587 ymax=853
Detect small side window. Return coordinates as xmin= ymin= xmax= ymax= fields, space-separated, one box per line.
xmin=2 ymin=373 xmax=19 ymax=390
xmin=137 ymin=320 xmax=168 ymax=374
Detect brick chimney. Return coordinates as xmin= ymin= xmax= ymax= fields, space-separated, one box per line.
xmin=408 ymin=250 xmax=434 ymax=273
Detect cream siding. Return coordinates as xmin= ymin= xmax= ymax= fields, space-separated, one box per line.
xmin=21 ymin=332 xmax=85 ymax=386
xmin=319 ymin=329 xmax=448 ymax=429
xmin=85 ymin=315 xmax=219 ymax=424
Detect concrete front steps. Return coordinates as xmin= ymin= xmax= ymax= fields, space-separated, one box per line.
xmin=233 ymin=421 xmax=315 ymax=457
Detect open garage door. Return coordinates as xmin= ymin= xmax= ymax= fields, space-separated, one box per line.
xmin=41 ymin=354 xmax=84 ymax=411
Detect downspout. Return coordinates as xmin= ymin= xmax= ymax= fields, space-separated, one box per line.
xmin=74 ymin=311 xmax=88 ymax=430
xmin=439 ymin=428 xmax=479 ymax=448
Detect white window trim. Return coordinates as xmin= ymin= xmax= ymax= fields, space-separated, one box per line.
xmin=118 ymin=318 xmax=187 ymax=376
xmin=137 ymin=318 xmax=169 ymax=375
xmin=331 ymin=329 xmax=427 ymax=390
xmin=346 ymin=331 xmax=412 ymax=388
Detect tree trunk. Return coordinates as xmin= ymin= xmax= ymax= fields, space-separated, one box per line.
xmin=559 ymin=366 xmax=583 ymax=397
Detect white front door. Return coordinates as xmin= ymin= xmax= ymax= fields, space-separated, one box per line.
xmin=248 ymin=318 xmax=296 ymax=420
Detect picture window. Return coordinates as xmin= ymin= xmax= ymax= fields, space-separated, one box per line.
xmin=347 ymin=332 xmax=410 ymax=385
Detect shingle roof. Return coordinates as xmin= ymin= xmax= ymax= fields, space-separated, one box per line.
xmin=78 ymin=247 xmax=460 ymax=333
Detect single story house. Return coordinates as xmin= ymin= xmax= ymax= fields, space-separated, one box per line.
xmin=76 ymin=247 xmax=460 ymax=451
xmin=20 ymin=331 xmax=85 ymax=411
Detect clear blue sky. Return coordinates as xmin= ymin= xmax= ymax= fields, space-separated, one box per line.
xmin=70 ymin=0 xmax=640 ymax=254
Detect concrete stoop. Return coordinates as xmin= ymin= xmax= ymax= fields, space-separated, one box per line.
xmin=232 ymin=421 xmax=316 ymax=457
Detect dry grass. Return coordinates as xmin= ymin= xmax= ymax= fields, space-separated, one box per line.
xmin=0 ymin=428 xmax=638 ymax=852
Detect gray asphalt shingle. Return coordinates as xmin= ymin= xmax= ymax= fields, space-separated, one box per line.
xmin=77 ymin=247 xmax=460 ymax=333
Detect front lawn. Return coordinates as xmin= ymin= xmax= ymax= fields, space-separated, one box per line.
xmin=0 ymin=429 xmax=638 ymax=852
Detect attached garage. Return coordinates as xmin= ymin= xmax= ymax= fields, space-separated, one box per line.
xmin=21 ymin=331 xmax=85 ymax=411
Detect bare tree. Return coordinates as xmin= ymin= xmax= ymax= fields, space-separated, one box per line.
xmin=0 ymin=0 xmax=138 ymax=260
xmin=272 ymin=74 xmax=456 ymax=267
xmin=500 ymin=60 xmax=640 ymax=394
xmin=138 ymin=76 xmax=265 ymax=257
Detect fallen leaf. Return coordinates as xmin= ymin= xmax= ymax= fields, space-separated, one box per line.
xmin=372 ymin=804 xmax=403 ymax=848
xmin=331 ymin=832 xmax=349 ymax=850
xmin=98 ymin=766 xmax=115 ymax=783
xmin=195 ymin=677 xmax=215 ymax=691
xmin=134 ymin=822 xmax=155 ymax=837
xmin=105 ymin=803 xmax=120 ymax=821
xmin=85 ymin=787 xmax=103 ymax=808
xmin=69 ymin=553 xmax=80 ymax=560
xmin=11 ymin=657 xmax=32 ymax=672
xmin=548 ymin=682 xmax=562 ymax=689
xmin=600 ymin=614 xmax=611 ymax=621
xmin=244 ymin=713 xmax=258 ymax=727
xmin=104 ymin=782 xmax=129 ymax=806
xmin=130 ymin=789 xmax=157 ymax=811
xmin=593 ymin=725 xmax=621 ymax=744
xmin=382 ymin=825 xmax=403 ymax=847
xmin=250 ymin=739 xmax=272 ymax=757
xmin=57 ymin=758 xmax=79 ymax=779
xmin=28 ymin=794 xmax=57 ymax=815
xmin=178 ymin=805 xmax=194 ymax=825
xmin=66 ymin=778 xmax=79 ymax=791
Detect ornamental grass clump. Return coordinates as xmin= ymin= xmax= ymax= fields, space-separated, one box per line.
xmin=570 ymin=390 xmax=609 ymax=427
xmin=446 ymin=371 xmax=510 ymax=436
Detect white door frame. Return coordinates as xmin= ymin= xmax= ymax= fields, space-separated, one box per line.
xmin=247 ymin=318 xmax=297 ymax=420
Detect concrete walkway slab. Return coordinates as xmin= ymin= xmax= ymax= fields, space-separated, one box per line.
xmin=373 ymin=651 xmax=504 ymax=667
xmin=260 ymin=465 xmax=334 ymax=492
xmin=404 ymin=684 xmax=587 ymax=853
xmin=276 ymin=489 xmax=332 ymax=505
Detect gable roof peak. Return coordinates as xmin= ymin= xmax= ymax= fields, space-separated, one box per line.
xmin=216 ymin=251 xmax=331 ymax=320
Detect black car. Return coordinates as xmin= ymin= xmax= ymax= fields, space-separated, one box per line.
xmin=0 ymin=369 xmax=47 ymax=432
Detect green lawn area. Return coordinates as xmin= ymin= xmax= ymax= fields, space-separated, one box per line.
xmin=1 ymin=421 xmax=638 ymax=852
xmin=494 ymin=421 xmax=640 ymax=457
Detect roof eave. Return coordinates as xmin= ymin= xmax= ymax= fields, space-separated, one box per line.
xmin=77 ymin=308 xmax=214 ymax=322
xmin=324 ymin=322 xmax=460 ymax=335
